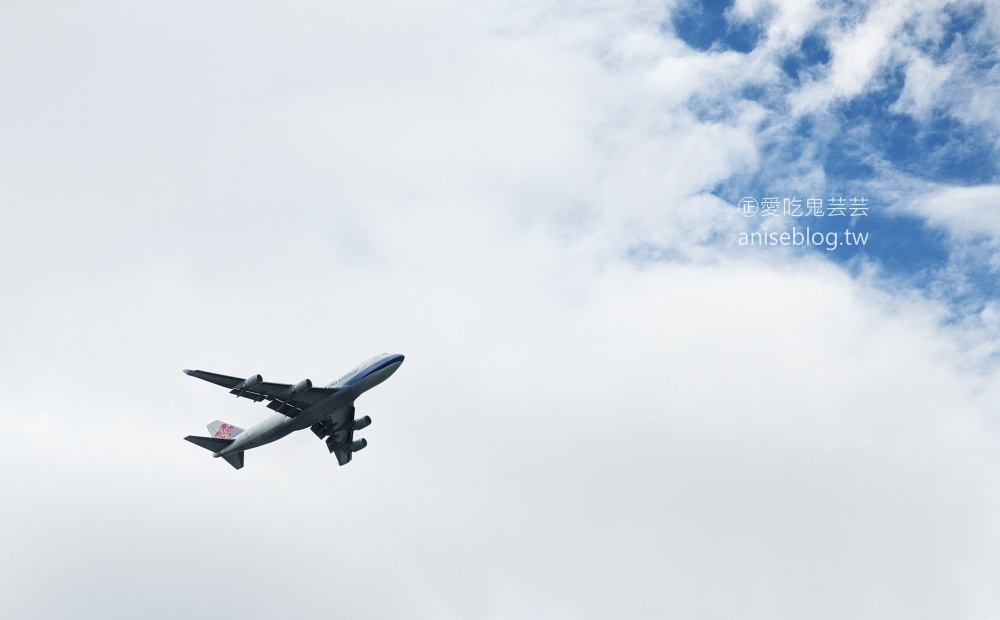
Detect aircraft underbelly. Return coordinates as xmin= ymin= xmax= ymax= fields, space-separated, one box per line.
xmin=292 ymin=393 xmax=352 ymax=429
xmin=357 ymin=364 xmax=397 ymax=393
xmin=229 ymin=414 xmax=293 ymax=452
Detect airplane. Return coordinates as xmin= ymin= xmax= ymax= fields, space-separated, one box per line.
xmin=183 ymin=353 xmax=404 ymax=470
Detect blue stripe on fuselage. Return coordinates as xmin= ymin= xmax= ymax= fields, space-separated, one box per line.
xmin=343 ymin=354 xmax=404 ymax=388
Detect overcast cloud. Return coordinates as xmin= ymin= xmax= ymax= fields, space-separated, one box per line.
xmin=2 ymin=1 xmax=1000 ymax=618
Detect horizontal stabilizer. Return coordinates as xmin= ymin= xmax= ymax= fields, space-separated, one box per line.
xmin=184 ymin=435 xmax=234 ymax=453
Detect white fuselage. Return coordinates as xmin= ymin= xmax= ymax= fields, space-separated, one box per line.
xmin=215 ymin=353 xmax=404 ymax=457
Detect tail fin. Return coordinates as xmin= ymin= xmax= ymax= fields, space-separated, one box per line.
xmin=207 ymin=420 xmax=245 ymax=439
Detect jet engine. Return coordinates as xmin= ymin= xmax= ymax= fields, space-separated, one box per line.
xmin=289 ymin=379 xmax=312 ymax=394
xmin=352 ymin=415 xmax=372 ymax=431
xmin=238 ymin=374 xmax=262 ymax=390
xmin=351 ymin=438 xmax=368 ymax=452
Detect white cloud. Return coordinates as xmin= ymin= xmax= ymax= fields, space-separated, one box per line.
xmin=5 ymin=247 xmax=1000 ymax=618
xmin=898 ymin=184 xmax=1000 ymax=250
xmin=890 ymin=51 xmax=953 ymax=118
xmin=733 ymin=0 xmax=822 ymax=49
xmin=790 ymin=0 xmax=913 ymax=115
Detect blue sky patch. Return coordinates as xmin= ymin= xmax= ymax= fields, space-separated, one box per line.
xmin=825 ymin=65 xmax=998 ymax=185
xmin=911 ymin=3 xmax=986 ymax=60
xmin=664 ymin=0 xmax=999 ymax=310
xmin=781 ymin=34 xmax=832 ymax=84
xmin=825 ymin=213 xmax=950 ymax=272
xmin=671 ymin=0 xmax=763 ymax=54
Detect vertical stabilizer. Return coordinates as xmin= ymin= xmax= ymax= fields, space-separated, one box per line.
xmin=207 ymin=420 xmax=245 ymax=439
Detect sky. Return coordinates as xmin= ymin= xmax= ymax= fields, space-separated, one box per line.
xmin=2 ymin=0 xmax=1000 ymax=618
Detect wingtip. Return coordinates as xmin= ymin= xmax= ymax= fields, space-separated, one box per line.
xmin=183 ymin=369 xmax=193 ymax=375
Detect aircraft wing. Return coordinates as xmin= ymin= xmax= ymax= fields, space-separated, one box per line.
xmin=327 ymin=409 xmax=357 ymax=466
xmin=183 ymin=369 xmax=337 ymax=417
xmin=311 ymin=406 xmax=366 ymax=466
